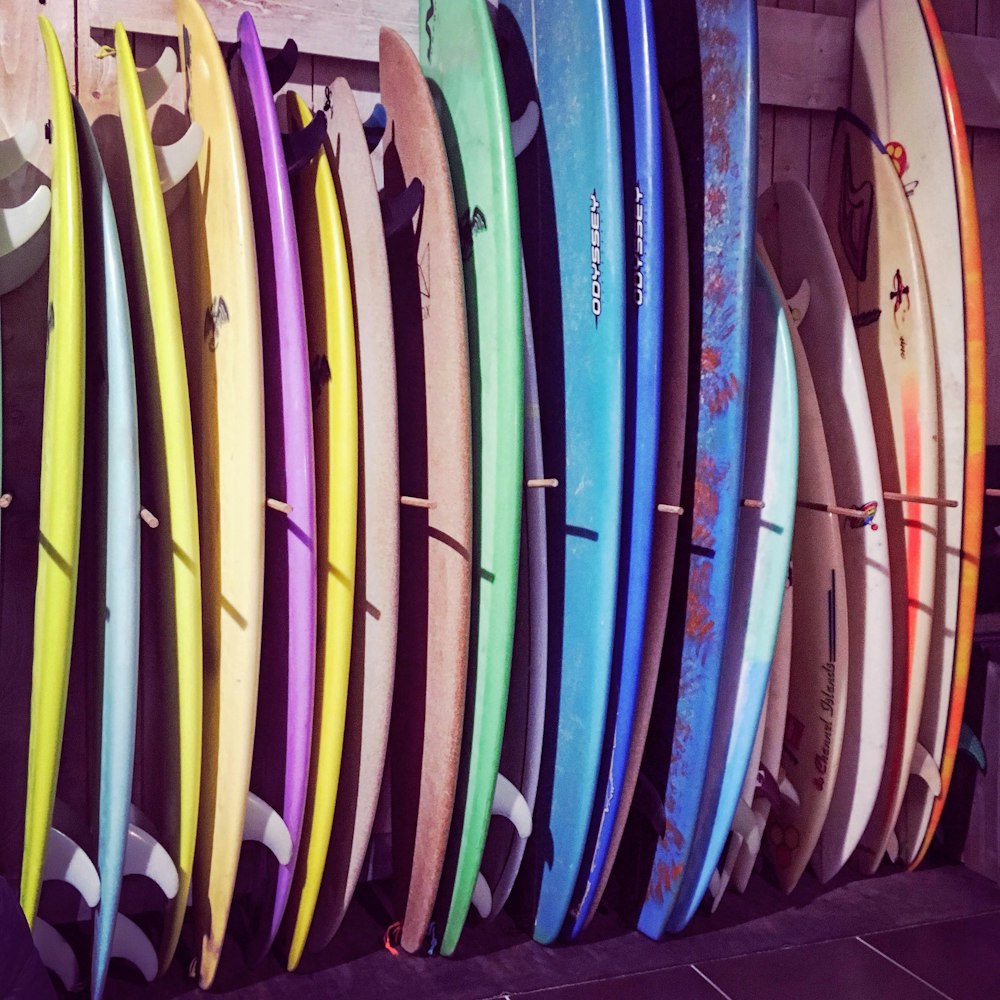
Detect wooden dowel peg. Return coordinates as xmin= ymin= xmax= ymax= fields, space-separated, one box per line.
xmin=0 ymin=493 xmax=12 ymax=509
xmin=797 ymin=499 xmax=866 ymax=520
xmin=266 ymin=498 xmax=294 ymax=514
xmin=656 ymin=503 xmax=684 ymax=516
xmin=883 ymin=491 xmax=957 ymax=509
xmin=400 ymin=496 xmax=437 ymax=510
xmin=742 ymin=498 xmax=765 ymax=510
xmin=527 ymin=478 xmax=559 ymax=489
xmin=139 ymin=507 xmax=159 ymax=529
xmin=987 ymin=488 xmax=1000 ymax=498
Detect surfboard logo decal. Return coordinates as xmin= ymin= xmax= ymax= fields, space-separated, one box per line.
xmin=590 ymin=190 xmax=602 ymax=321
xmin=837 ymin=136 xmax=873 ymax=283
xmin=633 ymin=183 xmax=644 ymax=306
xmin=890 ymin=269 xmax=910 ymax=334
xmin=886 ymin=140 xmax=907 ymax=177
xmin=848 ymin=500 xmax=879 ymax=529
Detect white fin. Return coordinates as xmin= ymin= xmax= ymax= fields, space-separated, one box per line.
xmin=0 ymin=185 xmax=52 ymax=294
xmin=0 ymin=121 xmax=39 ymax=181
xmin=786 ymin=278 xmax=810 ymax=327
xmin=510 ymin=100 xmax=540 ymax=157
xmin=123 ymin=822 xmax=180 ymax=899
xmin=33 ymin=917 xmax=81 ymax=992
xmin=491 ymin=773 xmax=532 ymax=838
xmin=243 ymin=791 xmax=292 ymax=865
xmin=778 ymin=772 xmax=800 ymax=810
xmin=138 ymin=47 xmax=178 ymax=108
xmin=709 ymin=834 xmax=742 ymax=913
xmin=910 ymin=742 xmax=942 ymax=796
xmin=887 ymin=829 xmax=900 ymax=864
xmin=708 ymin=867 xmax=722 ymax=901
xmin=108 ymin=912 xmax=157 ymax=982
xmin=155 ymin=122 xmax=203 ymax=193
xmin=471 ymin=871 xmax=492 ymax=920
xmin=43 ymin=826 xmax=100 ymax=907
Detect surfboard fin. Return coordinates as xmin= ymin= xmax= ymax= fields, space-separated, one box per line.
xmin=910 ymin=742 xmax=942 ymax=796
xmin=33 ymin=917 xmax=82 ymax=993
xmin=0 ymin=121 xmax=40 ymax=181
xmin=0 ymin=185 xmax=52 ymax=294
xmin=42 ymin=826 xmax=100 ymax=908
xmin=243 ymin=791 xmax=293 ymax=865
xmin=510 ymin=100 xmax=539 ymax=157
xmin=785 ymin=278 xmax=810 ymax=327
xmin=154 ymin=122 xmax=203 ymax=193
xmin=283 ymin=109 xmax=329 ymax=174
xmin=363 ymin=104 xmax=387 ymax=152
xmin=886 ymin=829 xmax=900 ymax=864
xmin=633 ymin=770 xmax=667 ymax=838
xmin=777 ymin=768 xmax=800 ymax=811
xmin=108 ymin=912 xmax=158 ymax=982
xmin=138 ymin=46 xmax=178 ymax=108
xmin=471 ymin=872 xmax=493 ymax=920
xmin=123 ymin=822 xmax=180 ymax=899
xmin=381 ymin=178 xmax=425 ymax=239
xmin=491 ymin=773 xmax=532 ymax=838
xmin=266 ymin=39 xmax=299 ymax=93
xmin=960 ymin=722 xmax=987 ymax=771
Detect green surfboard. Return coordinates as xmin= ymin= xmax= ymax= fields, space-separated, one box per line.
xmin=420 ymin=0 xmax=524 ymax=956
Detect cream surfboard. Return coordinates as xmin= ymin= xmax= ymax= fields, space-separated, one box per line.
xmin=304 ymin=77 xmax=400 ymax=958
xmin=759 ymin=180 xmax=892 ymax=882
xmin=824 ymin=110 xmax=939 ymax=876
xmin=115 ymin=22 xmax=204 ymax=974
xmin=759 ymin=241 xmax=849 ymax=894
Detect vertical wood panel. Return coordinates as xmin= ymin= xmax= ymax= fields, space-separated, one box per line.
xmin=757 ymin=0 xmax=778 ymax=193
xmin=770 ymin=0 xmax=813 ymax=187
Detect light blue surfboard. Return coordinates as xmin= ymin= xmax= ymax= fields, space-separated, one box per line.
xmin=568 ymin=0 xmax=663 ymax=940
xmin=665 ymin=250 xmax=798 ymax=932
xmin=498 ymin=0 xmax=626 ymax=945
xmin=74 ymin=97 xmax=142 ymax=999
xmin=637 ymin=0 xmax=757 ymax=939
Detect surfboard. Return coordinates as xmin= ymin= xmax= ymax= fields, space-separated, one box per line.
xmin=379 ymin=26 xmax=473 ymax=956
xmin=114 ymin=21 xmax=203 ymax=973
xmin=175 ymin=0 xmax=266 ymax=981
xmin=225 ymin=13 xmax=314 ymax=982
xmin=565 ymin=0 xmax=662 ymax=942
xmin=303 ymin=76 xmax=399 ymax=959
xmin=667 ymin=247 xmax=799 ymax=930
xmin=280 ymin=90 xmax=357 ymax=968
xmin=419 ymin=0 xmax=524 ymax=956
xmin=759 ymin=241 xmax=849 ymax=893
xmin=850 ymin=0 xmax=968 ymax=868
xmin=21 ymin=10 xmax=86 ymax=931
xmin=498 ymin=0 xmax=625 ymax=946
xmin=478 ymin=260 xmax=548 ymax=921
xmin=714 ymin=578 xmax=793 ymax=905
xmin=758 ymin=179 xmax=892 ymax=883
xmin=73 ymin=93 xmax=143 ymax=1000
xmin=570 ymin=86 xmax=688 ymax=936
xmin=636 ymin=0 xmax=757 ymax=939
xmin=909 ymin=0 xmax=986 ymax=871
xmin=823 ymin=109 xmax=939 ymax=877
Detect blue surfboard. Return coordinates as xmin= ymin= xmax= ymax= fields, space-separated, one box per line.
xmin=73 ymin=98 xmax=142 ymax=998
xmin=567 ymin=0 xmax=663 ymax=940
xmin=498 ymin=0 xmax=626 ymax=945
xmin=665 ymin=249 xmax=798 ymax=932
xmin=636 ymin=0 xmax=757 ymax=939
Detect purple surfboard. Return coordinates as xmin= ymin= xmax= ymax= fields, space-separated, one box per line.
xmin=234 ymin=12 xmax=318 ymax=955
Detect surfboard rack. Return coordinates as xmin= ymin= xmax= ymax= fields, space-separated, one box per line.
xmin=154 ymin=122 xmax=204 ymax=193
xmin=243 ymin=791 xmax=293 ymax=864
xmin=33 ymin=916 xmax=82 ymax=993
xmin=282 ymin=108 xmax=329 ymax=174
xmin=0 ymin=493 xmax=12 ymax=508
xmin=266 ymin=497 xmax=294 ymax=514
xmin=139 ymin=506 xmax=159 ymax=528
xmin=656 ymin=502 xmax=685 ymax=516
xmin=400 ymin=495 xmax=435 ymax=510
xmin=882 ymin=491 xmax=958 ymax=508
xmin=742 ymin=498 xmax=765 ymax=510
xmin=0 ymin=184 xmax=52 ymax=295
xmin=0 ymin=121 xmax=40 ymax=180
xmin=985 ymin=488 xmax=1000 ymax=498
xmin=797 ymin=499 xmax=871 ymax=521
xmin=527 ymin=478 xmax=558 ymax=489
xmin=137 ymin=46 xmax=178 ymax=108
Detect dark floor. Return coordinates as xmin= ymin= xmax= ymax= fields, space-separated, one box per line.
xmin=85 ymin=858 xmax=1000 ymax=999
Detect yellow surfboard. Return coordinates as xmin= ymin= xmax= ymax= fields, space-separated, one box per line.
xmin=20 ymin=15 xmax=85 ymax=927
xmin=280 ymin=92 xmax=358 ymax=970
xmin=115 ymin=23 xmax=203 ymax=971
xmin=175 ymin=0 xmax=267 ymax=980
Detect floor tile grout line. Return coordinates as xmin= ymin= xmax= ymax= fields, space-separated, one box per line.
xmin=691 ymin=963 xmax=738 ymax=1000
xmin=856 ymin=937 xmax=956 ymax=1000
